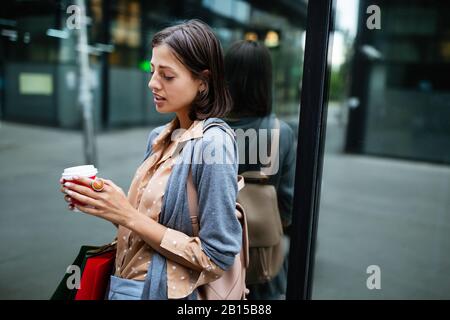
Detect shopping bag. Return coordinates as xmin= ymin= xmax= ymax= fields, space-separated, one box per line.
xmin=51 ymin=241 xmax=116 ymax=300
xmin=74 ymin=249 xmax=116 ymax=300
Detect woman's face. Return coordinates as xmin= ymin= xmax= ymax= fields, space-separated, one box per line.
xmin=148 ymin=44 xmax=204 ymax=115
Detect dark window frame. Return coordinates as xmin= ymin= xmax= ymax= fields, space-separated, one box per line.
xmin=286 ymin=0 xmax=335 ymax=300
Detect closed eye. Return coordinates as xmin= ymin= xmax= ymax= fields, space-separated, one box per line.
xmin=150 ymin=71 xmax=174 ymax=81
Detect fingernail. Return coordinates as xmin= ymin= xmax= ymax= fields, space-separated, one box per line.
xmin=66 ymin=190 xmax=72 ymax=195
xmin=73 ymin=176 xmax=79 ymax=179
xmin=64 ymin=182 xmax=71 ymax=187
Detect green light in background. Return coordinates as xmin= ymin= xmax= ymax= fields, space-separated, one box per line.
xmin=139 ymin=60 xmax=151 ymax=73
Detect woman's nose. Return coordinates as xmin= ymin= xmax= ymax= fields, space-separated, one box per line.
xmin=148 ymin=73 xmax=161 ymax=91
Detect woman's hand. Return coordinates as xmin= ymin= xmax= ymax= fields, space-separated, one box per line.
xmin=59 ymin=176 xmax=137 ymax=227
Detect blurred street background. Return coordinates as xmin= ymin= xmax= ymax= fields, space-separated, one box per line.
xmin=0 ymin=121 xmax=147 ymax=299
xmin=1 ymin=0 xmax=450 ymax=299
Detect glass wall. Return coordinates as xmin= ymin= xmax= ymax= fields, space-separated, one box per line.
xmin=0 ymin=0 xmax=306 ymax=300
xmin=312 ymin=0 xmax=450 ymax=299
xmin=0 ymin=0 xmax=306 ymax=130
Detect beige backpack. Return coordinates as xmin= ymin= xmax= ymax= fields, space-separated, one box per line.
xmin=237 ymin=118 xmax=285 ymax=285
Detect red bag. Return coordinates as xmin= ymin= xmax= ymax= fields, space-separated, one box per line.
xmin=74 ymin=246 xmax=116 ymax=300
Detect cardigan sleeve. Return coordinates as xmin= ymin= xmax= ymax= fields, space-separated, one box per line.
xmin=159 ymin=126 xmax=242 ymax=273
xmin=191 ymin=126 xmax=242 ymax=271
xmin=277 ymin=121 xmax=296 ymax=228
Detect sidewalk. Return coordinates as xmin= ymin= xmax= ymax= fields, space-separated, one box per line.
xmin=0 ymin=121 xmax=156 ymax=299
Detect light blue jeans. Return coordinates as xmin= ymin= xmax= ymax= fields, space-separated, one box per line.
xmin=107 ymin=275 xmax=145 ymax=300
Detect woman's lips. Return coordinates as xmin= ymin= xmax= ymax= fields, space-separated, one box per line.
xmin=154 ymin=99 xmax=165 ymax=107
xmin=153 ymin=93 xmax=166 ymax=106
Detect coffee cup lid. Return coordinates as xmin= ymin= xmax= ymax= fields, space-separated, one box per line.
xmin=62 ymin=165 xmax=98 ymax=178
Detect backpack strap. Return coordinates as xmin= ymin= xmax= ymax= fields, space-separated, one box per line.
xmin=203 ymin=121 xmax=237 ymax=144
xmin=187 ymin=168 xmax=200 ymax=236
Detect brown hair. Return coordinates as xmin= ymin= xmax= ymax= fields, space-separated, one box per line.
xmin=152 ymin=19 xmax=232 ymax=120
xmin=225 ymin=40 xmax=273 ymax=118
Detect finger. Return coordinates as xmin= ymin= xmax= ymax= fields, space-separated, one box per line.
xmin=64 ymin=195 xmax=72 ymax=203
xmin=68 ymin=203 xmax=75 ymax=211
xmin=68 ymin=176 xmax=93 ymax=188
xmin=74 ymin=204 xmax=102 ymax=216
xmin=71 ymin=176 xmax=113 ymax=193
xmin=60 ymin=185 xmax=71 ymax=195
xmin=103 ymin=179 xmax=122 ymax=192
xmin=63 ymin=181 xmax=103 ymax=200
xmin=60 ymin=178 xmax=64 ymax=184
xmin=64 ymin=189 xmax=100 ymax=208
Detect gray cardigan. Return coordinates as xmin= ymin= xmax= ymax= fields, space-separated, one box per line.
xmin=141 ymin=118 xmax=242 ymax=300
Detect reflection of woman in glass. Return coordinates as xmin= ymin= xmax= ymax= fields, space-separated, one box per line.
xmin=60 ymin=20 xmax=242 ymax=300
xmin=225 ymin=40 xmax=296 ymax=300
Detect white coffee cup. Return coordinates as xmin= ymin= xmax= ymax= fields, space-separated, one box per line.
xmin=62 ymin=165 xmax=98 ymax=212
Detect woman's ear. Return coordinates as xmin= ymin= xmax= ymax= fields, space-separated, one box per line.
xmin=199 ymin=70 xmax=210 ymax=91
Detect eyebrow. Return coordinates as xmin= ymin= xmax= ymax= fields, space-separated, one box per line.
xmin=150 ymin=63 xmax=175 ymax=72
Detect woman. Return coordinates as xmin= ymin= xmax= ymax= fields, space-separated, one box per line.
xmin=59 ymin=20 xmax=242 ymax=300
xmin=224 ymin=40 xmax=296 ymax=300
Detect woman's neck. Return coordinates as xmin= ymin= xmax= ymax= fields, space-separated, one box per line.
xmin=176 ymin=111 xmax=194 ymax=130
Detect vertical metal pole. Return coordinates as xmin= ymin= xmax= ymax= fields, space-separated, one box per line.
xmin=286 ymin=0 xmax=335 ymax=300
xmin=76 ymin=0 xmax=97 ymax=166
